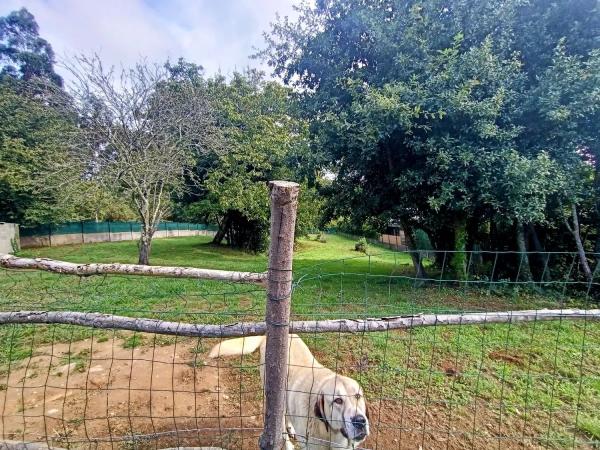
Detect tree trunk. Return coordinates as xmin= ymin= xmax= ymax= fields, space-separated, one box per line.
xmin=489 ymin=219 xmax=498 ymax=251
xmin=400 ymin=219 xmax=428 ymax=281
xmin=138 ymin=227 xmax=153 ymax=265
xmin=565 ymin=204 xmax=593 ymax=283
xmin=594 ymin=162 xmax=600 ymax=270
xmin=450 ymin=217 xmax=467 ymax=281
xmin=428 ymin=223 xmax=455 ymax=269
xmin=213 ymin=212 xmax=231 ymax=245
xmin=516 ymin=220 xmax=533 ymax=283
xmin=467 ymin=215 xmax=483 ymax=273
xmin=527 ymin=223 xmax=551 ymax=282
xmin=595 ymin=228 xmax=600 ymax=271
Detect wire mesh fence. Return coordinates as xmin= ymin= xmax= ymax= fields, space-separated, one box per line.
xmin=0 ymin=267 xmax=267 ymax=449
xmin=0 ymin=242 xmax=599 ymax=449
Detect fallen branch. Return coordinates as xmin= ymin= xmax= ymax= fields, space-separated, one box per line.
xmin=0 ymin=254 xmax=266 ymax=283
xmin=0 ymin=309 xmax=597 ymax=338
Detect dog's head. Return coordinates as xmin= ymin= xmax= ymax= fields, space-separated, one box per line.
xmin=313 ymin=374 xmax=370 ymax=444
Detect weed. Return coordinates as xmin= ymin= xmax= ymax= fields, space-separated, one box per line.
xmin=122 ymin=335 xmax=144 ymax=349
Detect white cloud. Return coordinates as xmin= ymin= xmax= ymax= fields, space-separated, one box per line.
xmin=0 ymin=0 xmax=299 ymax=79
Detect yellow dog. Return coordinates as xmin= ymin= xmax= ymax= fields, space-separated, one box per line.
xmin=209 ymin=334 xmax=370 ymax=449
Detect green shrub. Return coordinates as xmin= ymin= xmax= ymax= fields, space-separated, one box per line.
xmin=414 ymin=228 xmax=433 ymax=250
xmin=355 ymin=237 xmax=368 ymax=253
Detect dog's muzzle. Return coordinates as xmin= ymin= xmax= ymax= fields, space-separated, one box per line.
xmin=350 ymin=414 xmax=368 ymax=441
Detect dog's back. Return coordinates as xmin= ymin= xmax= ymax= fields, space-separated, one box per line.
xmin=208 ymin=334 xmax=323 ymax=368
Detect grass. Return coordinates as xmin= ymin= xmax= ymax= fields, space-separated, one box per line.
xmin=59 ymin=348 xmax=90 ymax=373
xmin=121 ymin=334 xmax=144 ymax=349
xmin=578 ymin=416 xmax=600 ymax=441
xmin=0 ymin=233 xmax=599 ymax=448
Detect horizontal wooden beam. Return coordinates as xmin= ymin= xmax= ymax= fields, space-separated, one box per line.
xmin=0 ymin=441 xmax=65 ymax=450
xmin=0 ymin=254 xmax=266 ymax=283
xmin=0 ymin=309 xmax=597 ymax=338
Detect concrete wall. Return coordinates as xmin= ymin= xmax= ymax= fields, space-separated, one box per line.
xmin=20 ymin=229 xmax=216 ymax=249
xmin=0 ymin=223 xmax=20 ymax=254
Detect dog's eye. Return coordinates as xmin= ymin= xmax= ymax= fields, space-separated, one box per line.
xmin=334 ymin=397 xmax=344 ymax=405
xmin=355 ymin=394 xmax=361 ymax=399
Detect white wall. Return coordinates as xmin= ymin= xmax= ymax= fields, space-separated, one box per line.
xmin=0 ymin=223 xmax=20 ymax=254
xmin=20 ymin=229 xmax=216 ymax=249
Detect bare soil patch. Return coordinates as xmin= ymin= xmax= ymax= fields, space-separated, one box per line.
xmin=0 ymin=335 xmax=590 ymax=450
xmin=488 ymin=350 xmax=527 ymax=368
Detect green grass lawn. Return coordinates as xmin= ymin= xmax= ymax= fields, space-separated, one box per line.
xmin=1 ymin=234 xmax=599 ymax=448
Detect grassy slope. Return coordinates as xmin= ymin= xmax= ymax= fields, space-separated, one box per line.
xmin=0 ymin=234 xmax=599 ymax=447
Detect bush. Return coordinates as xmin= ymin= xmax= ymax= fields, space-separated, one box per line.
xmin=355 ymin=237 xmax=369 ymax=253
xmin=414 ymin=228 xmax=433 ymax=250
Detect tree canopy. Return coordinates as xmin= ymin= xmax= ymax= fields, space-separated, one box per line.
xmin=175 ymin=69 xmax=322 ymax=252
xmin=0 ymin=8 xmax=62 ymax=86
xmin=260 ymin=0 xmax=600 ymax=278
xmin=1 ymin=2 xmax=599 ymax=275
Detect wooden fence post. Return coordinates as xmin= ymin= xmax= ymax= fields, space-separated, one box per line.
xmin=259 ymin=181 xmax=299 ymax=450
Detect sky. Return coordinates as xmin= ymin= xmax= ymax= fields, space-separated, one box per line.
xmin=0 ymin=0 xmax=299 ymax=80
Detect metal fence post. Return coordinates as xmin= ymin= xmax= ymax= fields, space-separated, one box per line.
xmin=259 ymin=181 xmax=299 ymax=450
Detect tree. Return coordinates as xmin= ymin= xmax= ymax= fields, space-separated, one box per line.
xmin=177 ymin=70 xmax=322 ymax=252
xmin=0 ymin=78 xmax=77 ymax=224
xmin=0 ymin=9 xmax=74 ymax=225
xmin=260 ymin=0 xmax=599 ymax=281
xmin=64 ymin=56 xmax=220 ymax=264
xmin=497 ymin=151 xmax=561 ymax=282
xmin=531 ymin=43 xmax=600 ymax=281
xmin=0 ymin=8 xmax=62 ymax=85
xmin=74 ymin=181 xmax=137 ymax=222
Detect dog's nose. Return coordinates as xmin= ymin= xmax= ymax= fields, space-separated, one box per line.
xmin=351 ymin=415 xmax=367 ymax=430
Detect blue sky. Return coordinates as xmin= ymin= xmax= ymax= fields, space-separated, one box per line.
xmin=1 ymin=0 xmax=299 ymax=79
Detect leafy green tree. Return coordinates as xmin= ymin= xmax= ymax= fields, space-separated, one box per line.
xmin=204 ymin=72 xmax=321 ymax=251
xmin=261 ymin=0 xmax=599 ymax=279
xmin=0 ymin=9 xmax=73 ymax=225
xmin=176 ymin=70 xmax=322 ymax=252
xmin=0 ymin=8 xmax=62 ymax=85
xmin=496 ymin=151 xmax=562 ymax=281
xmin=530 ymin=43 xmax=600 ymax=280
xmin=0 ymin=79 xmax=76 ymax=225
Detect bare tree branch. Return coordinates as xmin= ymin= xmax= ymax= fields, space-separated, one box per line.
xmin=57 ymin=55 xmax=222 ymax=264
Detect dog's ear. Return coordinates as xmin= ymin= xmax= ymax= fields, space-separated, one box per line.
xmin=365 ymin=399 xmax=370 ymax=421
xmin=314 ymin=394 xmax=330 ymax=432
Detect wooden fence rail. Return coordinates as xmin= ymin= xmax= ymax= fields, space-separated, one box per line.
xmin=0 ymin=309 xmax=597 ymax=338
xmin=0 ymin=254 xmax=266 ymax=283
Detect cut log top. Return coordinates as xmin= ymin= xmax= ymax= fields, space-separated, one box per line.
xmin=268 ymin=180 xmax=300 ymax=188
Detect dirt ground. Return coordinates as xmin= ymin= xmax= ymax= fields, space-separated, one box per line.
xmin=0 ymin=335 xmax=588 ymax=450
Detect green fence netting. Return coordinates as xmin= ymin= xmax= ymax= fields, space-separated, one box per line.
xmin=19 ymin=221 xmax=217 ymax=237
